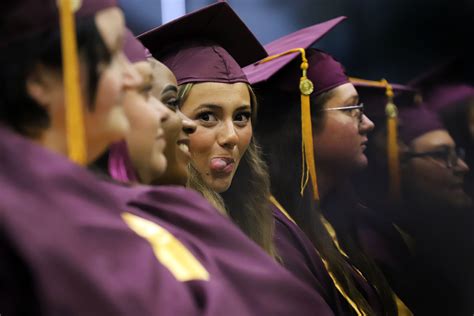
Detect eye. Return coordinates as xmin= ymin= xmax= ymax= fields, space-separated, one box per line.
xmin=234 ymin=111 xmax=251 ymax=126
xmin=162 ymin=96 xmax=180 ymax=111
xmin=196 ymin=111 xmax=217 ymax=123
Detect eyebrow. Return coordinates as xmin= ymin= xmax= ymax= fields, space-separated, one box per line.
xmin=162 ymin=85 xmax=178 ymax=95
xmin=344 ymin=95 xmax=359 ymax=105
xmin=234 ymin=105 xmax=251 ymax=112
xmin=195 ymin=104 xmax=221 ymax=112
xmin=195 ymin=104 xmax=251 ymax=112
xmin=137 ymin=74 xmax=153 ymax=92
xmin=429 ymin=145 xmax=454 ymax=151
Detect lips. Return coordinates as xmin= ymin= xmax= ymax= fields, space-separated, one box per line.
xmin=210 ymin=157 xmax=235 ymax=175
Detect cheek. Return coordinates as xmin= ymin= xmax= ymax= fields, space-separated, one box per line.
xmin=188 ymin=128 xmax=216 ymax=166
xmin=124 ymin=101 xmax=158 ymax=149
xmin=408 ymin=162 xmax=449 ymax=192
xmin=316 ymin=118 xmax=360 ymax=159
xmin=236 ymin=126 xmax=253 ymax=159
xmin=95 ymin=68 xmax=121 ymax=110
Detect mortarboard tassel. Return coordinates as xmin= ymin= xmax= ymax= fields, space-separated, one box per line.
xmin=381 ymin=79 xmax=401 ymax=201
xmin=257 ymin=48 xmax=319 ymax=200
xmin=349 ymin=77 xmax=401 ymax=201
xmin=58 ymin=0 xmax=87 ymax=164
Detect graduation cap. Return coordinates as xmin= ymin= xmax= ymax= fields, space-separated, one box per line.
xmin=409 ymin=59 xmax=474 ymax=115
xmin=1 ymin=0 xmax=116 ymax=48
xmin=349 ymin=77 xmax=418 ymax=201
xmin=423 ymin=84 xmax=474 ymax=114
xmin=243 ymin=16 xmax=348 ymax=201
xmin=124 ymin=28 xmax=148 ymax=63
xmin=2 ymin=0 xmax=117 ymax=165
xmin=398 ymin=104 xmax=444 ymax=145
xmin=138 ymin=2 xmax=266 ymax=85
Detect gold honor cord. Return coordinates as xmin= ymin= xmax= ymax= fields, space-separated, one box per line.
xmin=58 ymin=0 xmax=87 ymax=164
xmin=258 ymin=49 xmax=319 ymax=200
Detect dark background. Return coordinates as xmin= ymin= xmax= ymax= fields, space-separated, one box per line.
xmin=119 ymin=0 xmax=473 ymax=83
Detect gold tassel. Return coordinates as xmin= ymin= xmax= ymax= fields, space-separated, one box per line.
xmin=58 ymin=0 xmax=87 ymax=164
xmin=381 ymin=79 xmax=400 ymax=201
xmin=257 ymin=48 xmax=319 ymax=200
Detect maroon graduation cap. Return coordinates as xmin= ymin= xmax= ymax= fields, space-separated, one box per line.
xmin=124 ymin=28 xmax=148 ymax=63
xmin=409 ymin=58 xmax=474 ymax=113
xmin=1 ymin=0 xmax=117 ymax=48
xmin=138 ymin=2 xmax=267 ymax=85
xmin=244 ymin=16 xmax=349 ymax=97
xmin=244 ymin=16 xmax=348 ymax=201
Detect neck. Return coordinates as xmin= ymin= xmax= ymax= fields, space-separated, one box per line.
xmin=317 ymin=166 xmax=342 ymax=201
xmin=34 ymin=128 xmax=68 ymax=158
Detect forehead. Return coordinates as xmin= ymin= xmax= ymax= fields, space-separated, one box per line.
xmin=411 ymin=129 xmax=455 ymax=151
xmin=151 ymin=59 xmax=177 ymax=89
xmin=183 ymin=82 xmax=250 ymax=108
xmin=323 ymin=83 xmax=358 ymax=107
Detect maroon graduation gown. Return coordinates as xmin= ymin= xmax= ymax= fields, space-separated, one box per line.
xmin=271 ymin=201 xmax=384 ymax=315
xmin=105 ymin=182 xmax=336 ymax=316
xmin=0 ymin=125 xmax=200 ymax=316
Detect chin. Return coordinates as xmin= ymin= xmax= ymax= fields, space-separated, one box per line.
xmin=152 ymin=154 xmax=168 ymax=176
xmin=210 ymin=178 xmax=232 ymax=193
xmin=105 ymin=107 xmax=130 ymax=141
xmin=449 ymin=191 xmax=472 ymax=209
xmin=353 ymin=155 xmax=369 ymax=171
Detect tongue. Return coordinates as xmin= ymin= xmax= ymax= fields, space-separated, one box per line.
xmin=210 ymin=158 xmax=228 ymax=171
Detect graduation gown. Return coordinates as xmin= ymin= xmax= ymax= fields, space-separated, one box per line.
xmin=0 ymin=125 xmax=200 ymax=316
xmin=0 ymin=125 xmax=334 ymax=315
xmin=104 ymin=182 xmax=335 ymax=316
xmin=271 ymin=198 xmax=385 ymax=315
xmin=322 ymin=189 xmax=413 ymax=316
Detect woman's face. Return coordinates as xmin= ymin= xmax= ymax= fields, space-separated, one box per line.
xmin=29 ymin=7 xmax=142 ymax=162
xmin=403 ymin=130 xmax=471 ymax=209
xmin=150 ymin=60 xmax=197 ymax=185
xmin=123 ymin=61 xmax=169 ymax=184
xmin=180 ymin=82 xmax=252 ymax=193
xmin=314 ymin=83 xmax=375 ymax=176
xmin=84 ymin=7 xmax=142 ymax=161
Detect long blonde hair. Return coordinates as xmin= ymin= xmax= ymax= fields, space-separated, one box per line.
xmin=180 ymin=83 xmax=277 ymax=258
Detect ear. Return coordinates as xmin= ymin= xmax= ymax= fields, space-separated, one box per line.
xmin=25 ymin=64 xmax=61 ymax=110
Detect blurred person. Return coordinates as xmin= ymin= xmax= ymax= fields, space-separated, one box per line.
xmin=0 ymin=1 xmax=207 ymax=315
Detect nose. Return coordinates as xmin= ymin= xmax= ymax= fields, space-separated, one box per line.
xmin=360 ymin=114 xmax=375 ymax=133
xmin=455 ymin=157 xmax=470 ymax=173
xmin=177 ymin=111 xmax=197 ymax=135
xmin=120 ymin=53 xmax=142 ymax=89
xmin=150 ymin=97 xmax=170 ymax=124
xmin=217 ymin=120 xmax=238 ymax=149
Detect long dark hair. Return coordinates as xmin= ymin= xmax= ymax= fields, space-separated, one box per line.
xmin=254 ymin=85 xmax=397 ymax=315
xmin=0 ymin=16 xmax=111 ymax=137
xmin=180 ymin=83 xmax=277 ymax=258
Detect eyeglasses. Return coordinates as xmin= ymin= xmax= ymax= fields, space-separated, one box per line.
xmin=404 ymin=146 xmax=466 ymax=169
xmin=321 ymin=103 xmax=365 ymax=124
